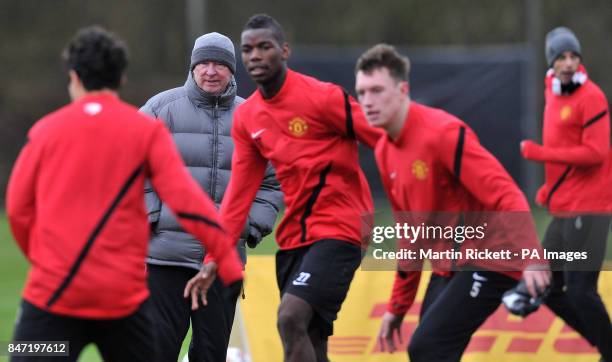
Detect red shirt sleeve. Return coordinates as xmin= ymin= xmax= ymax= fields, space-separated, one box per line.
xmin=439 ymin=124 xmax=545 ymax=269
xmin=387 ymin=269 xmax=421 ymax=315
xmin=146 ymin=122 xmax=243 ymax=284
xmin=6 ymin=134 xmax=43 ymax=257
xmin=219 ymin=110 xmax=268 ymax=245
xmin=326 ymin=86 xmax=383 ymax=149
xmin=440 ymin=124 xmax=530 ymax=211
xmin=523 ymin=94 xmax=610 ymax=166
xmin=375 ymin=144 xmax=423 ymax=315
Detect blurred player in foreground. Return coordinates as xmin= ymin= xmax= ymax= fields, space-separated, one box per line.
xmin=6 ymin=26 xmax=242 ymax=362
xmin=355 ymin=44 xmax=550 ymax=361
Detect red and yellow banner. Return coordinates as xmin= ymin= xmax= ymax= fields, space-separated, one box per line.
xmin=240 ymin=256 xmax=610 ymax=362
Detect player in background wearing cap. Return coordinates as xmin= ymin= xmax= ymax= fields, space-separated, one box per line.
xmin=140 ymin=31 xmax=282 ymax=362
xmin=521 ymin=26 xmax=612 ymax=360
xmin=6 ymin=26 xmax=243 ymax=362
xmin=355 ymin=44 xmax=550 ymax=361
xmin=200 ymin=13 xmax=382 ymax=362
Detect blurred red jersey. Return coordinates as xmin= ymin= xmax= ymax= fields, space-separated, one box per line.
xmin=376 ymin=102 xmax=530 ymax=315
xmin=6 ymin=93 xmax=242 ymax=319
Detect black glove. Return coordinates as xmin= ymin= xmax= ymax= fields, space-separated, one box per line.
xmin=241 ymin=218 xmax=263 ymax=249
xmin=502 ymin=279 xmax=551 ymax=317
xmin=246 ymin=228 xmax=263 ymax=249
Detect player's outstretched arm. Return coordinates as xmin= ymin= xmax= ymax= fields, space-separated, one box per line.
xmin=219 ymin=112 xmax=268 ymax=244
xmin=521 ymin=97 xmax=609 ymax=166
xmin=441 ymin=124 xmax=551 ymax=285
xmin=440 ymin=124 xmax=529 ymax=211
xmin=244 ymin=162 xmax=283 ymax=248
xmin=379 ymin=269 xmax=420 ymax=352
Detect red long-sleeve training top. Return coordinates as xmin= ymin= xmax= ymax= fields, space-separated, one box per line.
xmin=522 ymin=66 xmax=612 ymax=213
xmin=376 ymin=102 xmax=533 ymax=315
xmin=219 ymin=69 xmax=383 ymax=250
xmin=6 ymin=93 xmax=242 ymax=319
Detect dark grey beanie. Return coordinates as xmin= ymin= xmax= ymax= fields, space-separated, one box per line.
xmin=190 ymin=32 xmax=236 ymax=73
xmin=545 ymin=27 xmax=581 ymax=67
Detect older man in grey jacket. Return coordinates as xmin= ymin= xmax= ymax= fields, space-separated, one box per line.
xmin=141 ymin=32 xmax=282 ymax=362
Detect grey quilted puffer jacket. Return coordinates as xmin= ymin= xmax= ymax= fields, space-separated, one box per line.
xmin=141 ymin=73 xmax=283 ymax=269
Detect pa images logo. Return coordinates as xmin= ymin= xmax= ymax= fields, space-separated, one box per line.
xmin=288 ymin=117 xmax=308 ymax=137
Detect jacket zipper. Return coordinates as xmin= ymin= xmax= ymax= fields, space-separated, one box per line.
xmin=210 ymin=99 xmax=219 ymax=201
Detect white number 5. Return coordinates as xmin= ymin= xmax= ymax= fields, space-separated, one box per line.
xmin=470 ymin=281 xmax=481 ymax=298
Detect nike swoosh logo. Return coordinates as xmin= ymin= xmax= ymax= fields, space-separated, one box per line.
xmin=251 ymin=129 xmax=266 ymax=139
xmin=473 ymin=272 xmax=488 ymax=282
xmin=292 ymin=281 xmax=309 ymax=286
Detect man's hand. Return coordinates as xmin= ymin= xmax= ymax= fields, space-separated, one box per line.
xmin=535 ymin=186 xmax=548 ymax=207
xmin=523 ymin=264 xmax=551 ymax=298
xmin=377 ymin=311 xmax=404 ymax=353
xmin=183 ymin=261 xmax=218 ymax=310
xmin=503 ymin=265 xmax=552 ymax=317
xmin=520 ymin=140 xmax=542 ymax=160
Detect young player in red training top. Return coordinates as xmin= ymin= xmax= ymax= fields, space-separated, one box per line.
xmin=521 ymin=26 xmax=612 ymax=361
xmin=6 ymin=26 xmax=242 ymax=362
xmin=203 ymin=14 xmax=382 ymax=362
xmin=355 ymin=44 xmax=550 ymax=361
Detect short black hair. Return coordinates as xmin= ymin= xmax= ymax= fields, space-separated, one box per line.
xmin=62 ymin=26 xmax=128 ymax=91
xmin=356 ymin=44 xmax=411 ymax=82
xmin=243 ymin=14 xmax=286 ymax=45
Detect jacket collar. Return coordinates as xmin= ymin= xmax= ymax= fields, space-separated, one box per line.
xmin=185 ymin=71 xmax=237 ymax=108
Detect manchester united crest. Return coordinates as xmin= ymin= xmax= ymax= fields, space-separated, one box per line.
xmin=288 ymin=117 xmax=308 ymax=137
xmin=560 ymin=105 xmax=572 ymax=122
xmin=411 ymin=160 xmax=428 ymax=180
